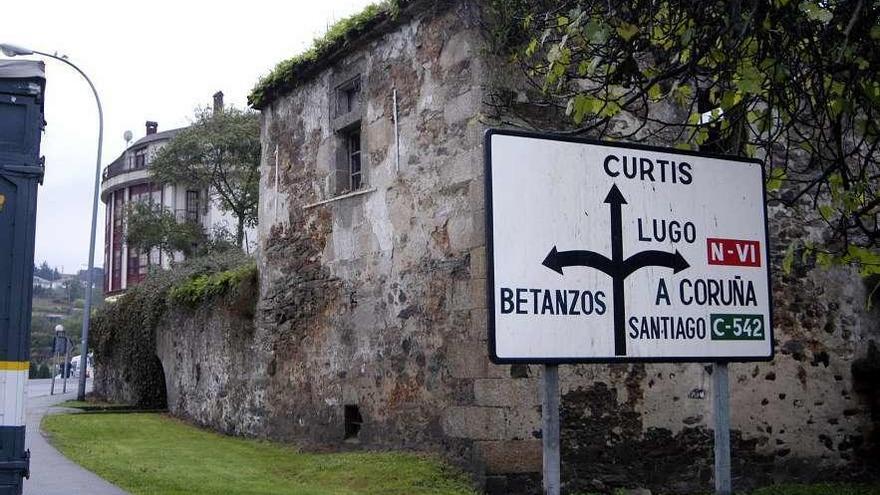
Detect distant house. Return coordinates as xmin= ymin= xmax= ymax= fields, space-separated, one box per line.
xmin=32 ymin=276 xmax=58 ymax=290
xmin=100 ymin=92 xmax=251 ymax=295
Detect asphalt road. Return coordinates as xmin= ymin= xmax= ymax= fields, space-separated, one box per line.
xmin=23 ymin=379 xmax=129 ymax=495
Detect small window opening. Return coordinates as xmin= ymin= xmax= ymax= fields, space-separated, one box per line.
xmin=337 ymin=79 xmax=361 ymax=115
xmin=346 ymin=131 xmax=362 ymax=191
xmin=185 ymin=190 xmax=200 ymax=223
xmin=344 ymin=404 xmax=363 ymax=440
xmin=134 ymin=148 xmax=146 ymax=169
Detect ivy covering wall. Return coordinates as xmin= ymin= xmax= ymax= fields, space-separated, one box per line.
xmin=91 ymin=251 xmax=257 ymax=407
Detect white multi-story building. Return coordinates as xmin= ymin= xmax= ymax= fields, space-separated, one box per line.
xmin=100 ymin=92 xmax=247 ymax=295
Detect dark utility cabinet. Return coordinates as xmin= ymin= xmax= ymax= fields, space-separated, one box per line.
xmin=0 ymin=59 xmax=45 ymax=495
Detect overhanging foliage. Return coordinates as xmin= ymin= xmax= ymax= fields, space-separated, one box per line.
xmin=488 ymin=0 xmax=880 ymax=275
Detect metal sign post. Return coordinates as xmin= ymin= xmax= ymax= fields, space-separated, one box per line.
xmin=49 ymin=337 xmax=57 ymax=396
xmin=541 ymin=365 xmax=560 ymax=495
xmin=484 ymin=129 xmax=773 ymax=494
xmin=713 ymin=363 xmax=731 ymax=494
xmin=62 ymin=337 xmax=71 ymax=393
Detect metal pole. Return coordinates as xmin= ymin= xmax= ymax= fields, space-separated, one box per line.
xmin=62 ymin=337 xmax=71 ymax=393
xmin=49 ymin=336 xmax=57 ymax=396
xmin=542 ymin=364 xmax=561 ymax=495
xmin=30 ymin=51 xmax=103 ymax=401
xmin=713 ymin=362 xmax=732 ymax=495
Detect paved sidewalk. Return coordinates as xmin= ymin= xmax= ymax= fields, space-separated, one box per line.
xmin=23 ymin=380 xmax=128 ymax=495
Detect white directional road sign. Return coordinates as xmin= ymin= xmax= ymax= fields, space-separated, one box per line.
xmin=485 ymin=129 xmax=773 ymax=363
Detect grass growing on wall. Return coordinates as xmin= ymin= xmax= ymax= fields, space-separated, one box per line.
xmin=169 ymin=262 xmax=257 ymax=306
xmin=43 ymin=412 xmax=477 ymax=495
xmin=248 ymin=0 xmax=404 ymax=108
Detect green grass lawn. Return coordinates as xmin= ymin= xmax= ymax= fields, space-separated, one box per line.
xmin=747 ymin=484 xmax=880 ymax=495
xmin=572 ymin=483 xmax=880 ymax=495
xmin=42 ymin=413 xmax=477 ymax=495
xmin=56 ymin=399 xmax=152 ymax=412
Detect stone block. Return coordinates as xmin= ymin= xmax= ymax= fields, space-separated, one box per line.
xmin=448 ymin=343 xmax=488 ymax=379
xmin=474 ymin=378 xmax=538 ymax=407
xmin=469 ymin=307 xmax=489 ymax=342
xmin=471 ymin=209 xmax=486 ymax=246
xmin=506 ymin=406 xmax=541 ymax=440
xmin=444 ymin=90 xmax=480 ymax=125
xmin=469 ymin=179 xmax=485 ymax=211
xmin=476 ymin=440 xmax=542 ymax=474
xmin=443 ymin=406 xmax=507 ymax=440
xmin=471 ymin=278 xmax=487 ymax=309
xmin=447 ymin=343 xmax=507 ymax=379
xmin=448 ymin=213 xmax=474 ymax=252
xmin=452 ymin=280 xmax=472 ymax=311
xmin=470 ymin=246 xmax=486 ymax=279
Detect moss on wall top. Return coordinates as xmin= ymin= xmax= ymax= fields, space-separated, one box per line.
xmin=248 ymin=0 xmax=406 ymax=109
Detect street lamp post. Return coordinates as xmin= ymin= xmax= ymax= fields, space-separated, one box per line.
xmin=0 ymin=43 xmax=103 ymax=401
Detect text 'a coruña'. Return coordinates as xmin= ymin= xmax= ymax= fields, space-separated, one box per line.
xmin=657 ymin=276 xmax=758 ymax=306
xmin=499 ymin=288 xmax=607 ymax=316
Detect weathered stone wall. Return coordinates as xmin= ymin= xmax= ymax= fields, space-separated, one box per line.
xmin=255 ymin=1 xmax=488 ymax=459
xmin=251 ymin=1 xmax=879 ymax=492
xmin=97 ymin=1 xmax=879 ymax=493
xmin=155 ymin=301 xmax=269 ymax=436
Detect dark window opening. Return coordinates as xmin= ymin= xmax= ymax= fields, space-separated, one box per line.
xmin=134 ymin=148 xmax=146 ymax=169
xmin=344 ymin=405 xmax=363 ymax=440
xmin=185 ymin=190 xmax=200 ymax=223
xmin=346 ymin=131 xmax=362 ymax=191
xmin=336 ymin=79 xmax=361 ymax=115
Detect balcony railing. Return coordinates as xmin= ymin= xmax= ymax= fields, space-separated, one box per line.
xmin=102 ymin=161 xmax=149 ymax=182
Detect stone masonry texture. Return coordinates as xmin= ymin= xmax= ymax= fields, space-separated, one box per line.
xmin=96 ymin=1 xmax=880 ymax=493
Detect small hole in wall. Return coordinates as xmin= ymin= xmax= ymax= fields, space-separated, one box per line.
xmin=344 ymin=405 xmax=363 ymax=441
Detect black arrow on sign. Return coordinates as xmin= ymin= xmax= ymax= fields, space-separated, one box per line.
xmin=542 ymin=247 xmax=614 ymax=277
xmin=542 ymin=184 xmax=690 ymax=356
xmin=621 ymin=250 xmax=690 ymax=277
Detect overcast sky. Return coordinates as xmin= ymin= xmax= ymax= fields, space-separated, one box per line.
xmin=3 ymin=0 xmax=373 ymax=273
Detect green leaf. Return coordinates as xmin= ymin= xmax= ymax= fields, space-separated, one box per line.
xmin=721 ymin=91 xmax=743 ymax=110
xmin=567 ymin=94 xmax=602 ymax=124
xmin=598 ymin=99 xmax=621 ymax=118
xmin=673 ymin=84 xmax=693 ymax=106
xmin=735 ymin=62 xmax=764 ymax=95
xmin=816 ymin=251 xmax=833 ymax=267
xmin=799 ymin=1 xmax=833 ymax=23
xmin=616 ymin=22 xmax=639 ymax=41
xmin=767 ymin=168 xmax=787 ymax=192
xmin=647 ymin=84 xmax=662 ymax=101
xmin=585 ymin=19 xmax=610 ymax=43
xmin=782 ymin=243 xmax=795 ymax=275
xmin=526 ymin=38 xmax=539 ymax=57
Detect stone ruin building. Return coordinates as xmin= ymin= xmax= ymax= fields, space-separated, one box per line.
xmin=97 ymin=1 xmax=880 ymax=493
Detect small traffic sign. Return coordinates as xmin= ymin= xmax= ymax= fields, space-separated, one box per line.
xmin=485 ymin=129 xmax=773 ymax=363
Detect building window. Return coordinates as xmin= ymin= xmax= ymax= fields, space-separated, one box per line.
xmin=186 ymin=190 xmax=200 ymax=223
xmin=346 ymin=130 xmax=362 ymax=191
xmin=336 ymin=78 xmax=361 ymax=116
xmin=129 ymin=183 xmax=152 ymax=204
xmin=134 ymin=148 xmax=146 ymax=169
